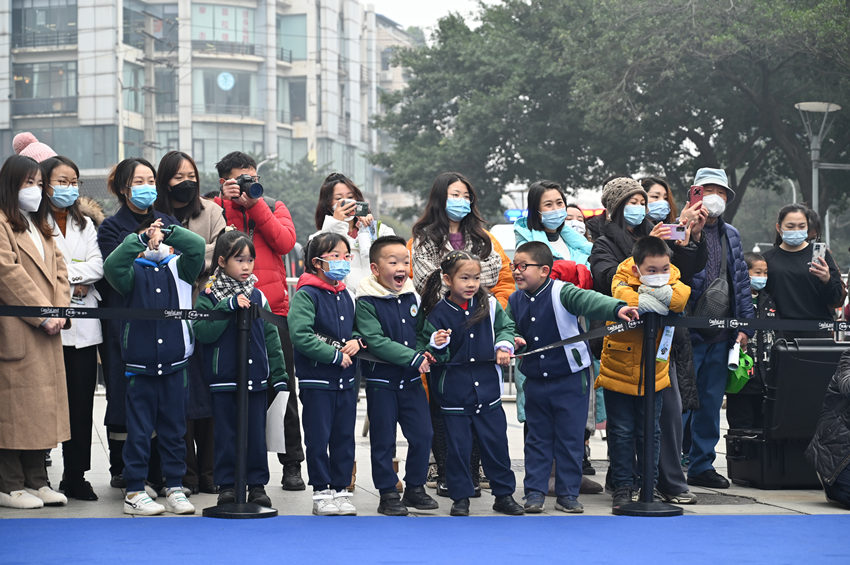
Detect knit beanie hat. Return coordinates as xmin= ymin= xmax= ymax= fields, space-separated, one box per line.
xmin=601 ymin=177 xmax=647 ymax=214
xmin=13 ymin=132 xmax=57 ymax=163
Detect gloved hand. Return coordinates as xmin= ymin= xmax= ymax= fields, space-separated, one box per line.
xmin=638 ymin=284 xmax=673 ymax=306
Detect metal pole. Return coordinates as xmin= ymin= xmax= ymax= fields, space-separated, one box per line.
xmin=811 ymin=136 xmax=820 ymax=216
xmin=614 ymin=313 xmax=682 ymax=517
xmin=204 ymin=305 xmax=277 ymax=518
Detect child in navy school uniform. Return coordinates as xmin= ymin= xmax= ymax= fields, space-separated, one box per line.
xmin=506 ymin=241 xmax=639 ymax=513
xmin=417 ymin=250 xmax=525 ymax=516
xmin=102 ymin=218 xmax=205 ymax=516
xmin=354 ymin=235 xmax=439 ymax=515
xmin=193 ymin=230 xmax=288 ymax=508
xmin=289 ymin=232 xmax=361 ymax=516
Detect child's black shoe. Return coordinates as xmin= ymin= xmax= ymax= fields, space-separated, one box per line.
xmin=401 ymin=485 xmax=438 ymax=510
xmin=377 ymin=492 xmax=409 ymax=516
xmin=450 ymin=498 xmax=470 ymax=516
xmin=217 ymin=488 xmax=236 ymax=505
xmin=492 ymin=494 xmax=524 ymax=515
xmin=436 ymin=479 xmax=449 ymax=497
xmin=248 ymin=486 xmax=272 ymax=507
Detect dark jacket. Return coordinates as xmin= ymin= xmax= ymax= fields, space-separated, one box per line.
xmin=193 ymin=287 xmax=288 ymax=393
xmin=288 ymin=273 xmax=357 ymax=390
xmin=806 ymin=350 xmax=850 ymax=485
xmin=102 ymin=226 xmax=205 ymax=376
xmin=96 ymin=206 xmax=177 ymax=426
xmin=737 ymin=289 xmax=777 ymax=395
xmin=689 ymin=218 xmax=755 ymax=342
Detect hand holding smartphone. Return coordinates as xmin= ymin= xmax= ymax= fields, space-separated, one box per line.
xmin=812 ymin=241 xmax=827 ymax=263
xmin=688 ymin=185 xmax=704 ymax=207
xmin=661 ymin=224 xmax=687 ymax=241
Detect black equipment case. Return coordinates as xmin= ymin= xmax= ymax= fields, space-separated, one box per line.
xmin=725 ymin=338 xmax=846 ymax=489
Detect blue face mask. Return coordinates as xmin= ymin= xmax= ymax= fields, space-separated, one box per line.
xmin=540 ymin=208 xmax=567 ymax=230
xmin=129 ymin=184 xmax=158 ymax=210
xmin=322 ymin=259 xmax=351 ymax=281
xmin=49 ymin=185 xmax=79 ymax=208
xmin=781 ymin=229 xmax=807 ymax=247
xmin=445 ymin=198 xmax=471 ymax=222
xmin=750 ymin=276 xmax=767 ymax=291
xmin=647 ymin=200 xmax=670 ymax=221
xmin=623 ymin=204 xmax=646 ymax=227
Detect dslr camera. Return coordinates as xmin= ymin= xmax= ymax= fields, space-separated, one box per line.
xmin=234 ymin=174 xmax=264 ymax=199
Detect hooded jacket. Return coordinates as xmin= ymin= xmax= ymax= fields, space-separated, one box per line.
xmin=597 ymin=258 xmax=691 ymax=395
xmin=513 ymin=217 xmax=592 ymax=266
xmin=215 ymin=196 xmax=296 ymax=316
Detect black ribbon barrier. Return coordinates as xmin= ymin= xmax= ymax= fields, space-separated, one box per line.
xmin=2 ymin=303 xmax=848 ymax=519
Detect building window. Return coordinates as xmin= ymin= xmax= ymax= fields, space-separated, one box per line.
xmin=277 ymin=15 xmax=306 ymax=61
xmin=123 ymin=63 xmax=145 ymax=114
xmin=278 ymin=78 xmax=307 ymax=123
xmin=12 ymin=0 xmax=77 ymax=48
xmin=192 ymin=69 xmax=258 ymax=118
xmin=12 ymin=61 xmax=77 ymax=114
xmin=381 ymin=47 xmax=395 ymax=71
xmin=124 ymin=2 xmax=178 ymax=51
xmin=192 ymin=4 xmax=255 ymax=46
xmin=155 ymin=69 xmax=177 ymax=115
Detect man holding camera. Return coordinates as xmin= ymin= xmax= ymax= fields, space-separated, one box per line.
xmin=214 ymin=151 xmax=306 ymax=491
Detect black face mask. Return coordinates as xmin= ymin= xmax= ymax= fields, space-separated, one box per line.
xmin=170 ymin=180 xmax=197 ymax=203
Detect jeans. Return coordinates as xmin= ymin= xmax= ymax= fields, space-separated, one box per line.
xmin=685 ymin=341 xmax=728 ymax=477
xmin=604 ymin=388 xmax=663 ymax=489
xmin=824 ymin=465 xmax=850 ymax=509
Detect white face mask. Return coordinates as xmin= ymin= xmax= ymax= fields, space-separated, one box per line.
xmin=566 ymin=219 xmax=586 ymax=236
xmin=18 ymin=185 xmax=42 ymax=212
xmin=637 ymin=268 xmax=670 ymax=288
xmin=702 ymin=194 xmax=726 ymax=218
xmin=143 ymin=242 xmax=172 ymax=263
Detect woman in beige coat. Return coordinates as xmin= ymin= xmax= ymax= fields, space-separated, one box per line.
xmin=0 ymin=155 xmax=71 ymax=509
xmin=155 ymin=150 xmax=225 ymax=494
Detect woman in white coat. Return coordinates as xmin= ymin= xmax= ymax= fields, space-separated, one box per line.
xmin=41 ymin=156 xmax=104 ymax=501
xmin=310 ymin=172 xmax=394 ymax=294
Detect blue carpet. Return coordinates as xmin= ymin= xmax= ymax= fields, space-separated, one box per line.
xmin=1 ymin=515 xmax=848 ymax=564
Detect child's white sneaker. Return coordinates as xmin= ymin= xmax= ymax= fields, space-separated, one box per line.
xmin=25 ymin=486 xmax=67 ymax=506
xmin=0 ymin=490 xmax=44 ymax=509
xmin=164 ymin=487 xmax=195 ymax=515
xmin=333 ymin=490 xmax=357 ymax=516
xmin=312 ymin=489 xmax=339 ymax=516
xmin=124 ymin=491 xmax=165 ymax=516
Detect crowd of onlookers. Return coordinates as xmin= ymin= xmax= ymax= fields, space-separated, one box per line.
xmin=0 ymin=132 xmax=848 ymax=517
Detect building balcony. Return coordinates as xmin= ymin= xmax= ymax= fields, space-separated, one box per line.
xmin=192 ymin=40 xmax=256 ymax=57
xmin=12 ymin=31 xmax=77 ymax=49
xmin=278 ymin=48 xmax=293 ymax=64
xmin=12 ymin=97 xmax=78 ymax=116
xmin=193 ymin=103 xmax=263 ymax=120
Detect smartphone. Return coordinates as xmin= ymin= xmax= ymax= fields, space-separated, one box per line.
xmin=661 ymin=224 xmax=687 ymax=241
xmin=812 ymin=242 xmax=827 ymax=263
xmin=353 ymin=201 xmax=370 ymax=216
xmin=688 ymin=185 xmax=704 ymax=206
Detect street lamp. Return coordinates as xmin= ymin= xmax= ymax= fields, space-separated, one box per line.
xmin=794 ymin=101 xmax=847 ymax=216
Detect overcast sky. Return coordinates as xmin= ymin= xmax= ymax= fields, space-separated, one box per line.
xmin=367 ymin=0 xmax=497 ymax=31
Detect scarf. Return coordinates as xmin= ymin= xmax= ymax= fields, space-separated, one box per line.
xmin=356 ymin=273 xmax=417 ymax=298
xmin=209 ymin=269 xmax=258 ymax=302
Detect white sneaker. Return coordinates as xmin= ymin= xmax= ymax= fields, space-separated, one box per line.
xmin=164 ymin=488 xmax=195 ymax=515
xmin=333 ymin=490 xmax=357 ymax=515
xmin=312 ymin=489 xmax=340 ymax=516
xmin=0 ymin=490 xmax=44 ymax=509
xmin=25 ymin=486 xmax=67 ymax=506
xmin=124 ymin=491 xmax=165 ymax=516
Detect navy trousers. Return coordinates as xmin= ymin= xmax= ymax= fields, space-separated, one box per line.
xmin=300 ymin=388 xmax=357 ymax=491
xmin=123 ymin=370 xmax=187 ymax=493
xmin=443 ymin=407 xmax=515 ymax=500
xmin=605 ymin=388 xmax=663 ymax=489
xmin=212 ymin=391 xmax=270 ymax=488
xmin=366 ymin=382 xmax=432 ymax=493
xmin=523 ymin=371 xmax=589 ymax=498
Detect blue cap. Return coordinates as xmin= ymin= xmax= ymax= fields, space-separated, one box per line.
xmin=694 ymin=167 xmax=735 ymax=202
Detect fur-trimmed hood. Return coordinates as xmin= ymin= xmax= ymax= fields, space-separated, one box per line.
xmin=78 ymin=196 xmax=105 ymax=228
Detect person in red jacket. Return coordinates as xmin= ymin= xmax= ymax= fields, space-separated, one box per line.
xmin=214 ymin=151 xmax=305 ymax=491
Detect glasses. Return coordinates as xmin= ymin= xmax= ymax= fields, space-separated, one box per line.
xmin=52 ymin=180 xmax=83 ymax=188
xmin=320 ymin=253 xmax=353 ymax=262
xmin=510 ymin=262 xmax=544 ymax=272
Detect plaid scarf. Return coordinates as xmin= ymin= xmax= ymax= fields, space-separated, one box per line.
xmin=209 ymin=269 xmax=258 ymax=302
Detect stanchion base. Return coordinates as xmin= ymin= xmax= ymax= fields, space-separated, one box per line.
xmin=203 ymin=502 xmax=278 ymax=519
xmin=612 ymin=501 xmax=683 ymax=517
